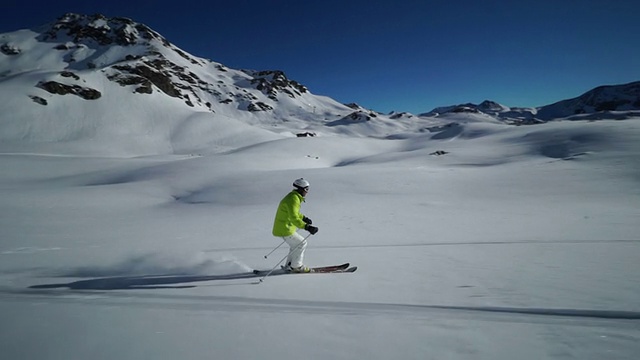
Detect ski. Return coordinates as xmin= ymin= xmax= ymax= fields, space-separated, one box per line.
xmin=296 ymin=265 xmax=357 ymax=274
xmin=253 ymin=263 xmax=354 ymax=276
xmin=309 ymin=262 xmax=350 ymax=273
xmin=322 ymin=266 xmax=357 ymax=273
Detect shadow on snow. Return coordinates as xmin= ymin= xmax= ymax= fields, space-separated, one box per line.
xmin=28 ymin=271 xmax=272 ymax=290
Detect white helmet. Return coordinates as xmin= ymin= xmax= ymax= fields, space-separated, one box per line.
xmin=293 ymin=178 xmax=310 ymax=189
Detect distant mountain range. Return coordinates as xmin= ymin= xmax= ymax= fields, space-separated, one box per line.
xmin=422 ymin=82 xmax=640 ymax=123
xmin=0 ymin=13 xmax=639 ymax=150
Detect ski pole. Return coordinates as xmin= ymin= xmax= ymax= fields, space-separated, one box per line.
xmin=263 ymin=239 xmax=286 ymax=259
xmin=258 ymin=233 xmax=311 ymax=283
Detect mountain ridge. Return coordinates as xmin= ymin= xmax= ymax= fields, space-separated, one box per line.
xmin=1 ymin=13 xmax=639 ymax=156
xmin=421 ymin=81 xmax=640 ymax=123
xmin=2 ymin=13 xmax=638 ymax=119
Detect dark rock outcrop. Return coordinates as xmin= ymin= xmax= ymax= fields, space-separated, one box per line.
xmin=37 ymin=81 xmax=101 ymax=100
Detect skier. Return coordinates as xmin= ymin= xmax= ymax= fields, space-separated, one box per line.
xmin=272 ymin=178 xmax=319 ymax=273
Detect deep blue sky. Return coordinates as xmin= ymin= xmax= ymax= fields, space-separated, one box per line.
xmin=3 ymin=0 xmax=639 ymax=114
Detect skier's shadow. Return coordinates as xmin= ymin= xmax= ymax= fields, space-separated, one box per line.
xmin=29 ymin=272 xmax=264 ymax=290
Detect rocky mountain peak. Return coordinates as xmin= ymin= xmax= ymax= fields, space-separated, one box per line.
xmin=38 ymin=13 xmax=165 ymax=47
xmin=477 ymin=100 xmax=507 ymax=113
xmin=245 ymin=70 xmax=308 ymax=100
xmin=0 ymin=13 xmax=326 ymax=115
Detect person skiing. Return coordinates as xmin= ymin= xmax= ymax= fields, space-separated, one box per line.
xmin=272 ymin=178 xmax=319 ymax=273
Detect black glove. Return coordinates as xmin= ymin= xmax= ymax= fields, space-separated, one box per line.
xmin=302 ymin=216 xmax=313 ymax=225
xmin=305 ymin=224 xmax=318 ymax=235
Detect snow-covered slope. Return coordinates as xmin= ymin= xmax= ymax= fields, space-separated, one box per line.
xmin=536 ymin=81 xmax=640 ymax=120
xmin=1 ymin=117 xmax=639 ymax=359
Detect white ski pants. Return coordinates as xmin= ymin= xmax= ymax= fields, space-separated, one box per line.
xmin=282 ymin=232 xmax=307 ymax=268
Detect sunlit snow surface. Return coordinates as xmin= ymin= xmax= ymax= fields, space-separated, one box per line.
xmin=1 ymin=117 xmax=639 ymax=360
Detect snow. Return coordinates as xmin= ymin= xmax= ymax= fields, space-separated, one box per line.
xmin=1 ymin=16 xmax=640 ymax=360
xmin=2 ymin=117 xmax=639 ymax=359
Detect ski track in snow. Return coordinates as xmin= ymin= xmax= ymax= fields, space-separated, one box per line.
xmin=201 ymin=239 xmax=640 ymax=253
xmin=2 ymin=286 xmax=640 ymax=324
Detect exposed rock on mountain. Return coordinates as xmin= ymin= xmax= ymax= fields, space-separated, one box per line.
xmin=248 ymin=70 xmax=307 ymax=100
xmin=1 ymin=43 xmax=21 ymax=55
xmin=326 ymin=111 xmax=377 ymax=126
xmin=37 ymin=80 xmax=101 ymax=100
xmin=38 ymin=13 xmax=164 ymax=47
xmin=389 ymin=111 xmax=414 ymax=119
xmin=424 ymin=100 xmax=510 ymax=117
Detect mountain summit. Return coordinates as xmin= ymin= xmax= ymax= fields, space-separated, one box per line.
xmin=0 ymin=13 xmax=357 ymax=154
xmin=0 ymin=13 xmax=329 ymax=112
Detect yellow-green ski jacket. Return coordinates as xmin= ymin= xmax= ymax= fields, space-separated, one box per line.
xmin=272 ymin=190 xmax=306 ymax=237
